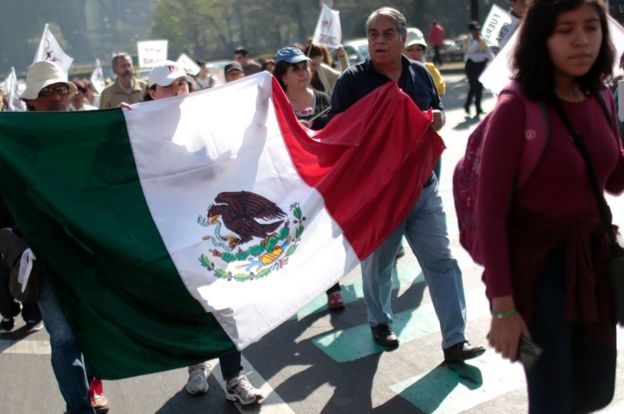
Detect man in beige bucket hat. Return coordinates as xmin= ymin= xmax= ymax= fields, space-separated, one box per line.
xmin=21 ymin=60 xmax=77 ymax=111
xmin=10 ymin=60 xmax=111 ymax=413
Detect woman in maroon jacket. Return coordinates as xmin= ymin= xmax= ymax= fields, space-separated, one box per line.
xmin=477 ymin=1 xmax=624 ymax=412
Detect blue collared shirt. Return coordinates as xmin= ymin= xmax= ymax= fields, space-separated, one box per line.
xmin=329 ymin=55 xmax=442 ymax=186
xmin=328 ymin=55 xmax=443 ymax=118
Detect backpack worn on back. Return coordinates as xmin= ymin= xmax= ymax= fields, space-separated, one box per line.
xmin=452 ymin=81 xmax=550 ymax=264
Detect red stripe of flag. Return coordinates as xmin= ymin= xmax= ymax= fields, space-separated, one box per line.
xmin=271 ymin=77 xmax=444 ymax=260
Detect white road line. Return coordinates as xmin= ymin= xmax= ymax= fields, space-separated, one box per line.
xmin=206 ymin=354 xmax=295 ymax=414
xmin=0 ymin=339 xmax=50 ymax=355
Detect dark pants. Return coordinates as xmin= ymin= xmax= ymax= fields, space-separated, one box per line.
xmin=432 ymin=46 xmax=442 ymax=67
xmin=464 ymin=59 xmax=487 ymax=114
xmin=526 ymin=252 xmax=616 ymax=413
xmin=326 ymin=283 xmax=341 ymax=294
xmin=0 ymin=259 xmax=41 ymax=322
xmin=220 ymin=350 xmax=244 ymax=381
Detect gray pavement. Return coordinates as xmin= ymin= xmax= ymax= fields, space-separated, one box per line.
xmin=2 ymin=74 xmax=624 ymax=413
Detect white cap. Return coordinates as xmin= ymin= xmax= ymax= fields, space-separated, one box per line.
xmin=405 ymin=28 xmax=427 ymax=48
xmin=21 ymin=61 xmax=77 ymax=100
xmin=148 ymin=60 xmax=192 ymax=87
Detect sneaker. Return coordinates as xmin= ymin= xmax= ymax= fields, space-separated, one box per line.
xmin=24 ymin=320 xmax=44 ymax=333
xmin=225 ymin=373 xmax=261 ymax=406
xmin=90 ymin=393 xmax=110 ymax=414
xmin=0 ymin=317 xmax=14 ymax=333
xmin=186 ymin=363 xmax=209 ymax=395
xmin=88 ymin=378 xmax=109 ymax=414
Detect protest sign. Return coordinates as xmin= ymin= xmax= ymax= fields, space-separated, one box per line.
xmin=312 ymin=4 xmax=342 ymax=49
xmin=137 ymin=40 xmax=168 ymax=68
xmin=481 ymin=4 xmax=519 ymax=49
xmin=176 ymin=53 xmax=201 ymax=76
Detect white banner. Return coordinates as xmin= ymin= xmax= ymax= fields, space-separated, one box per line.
xmin=481 ymin=4 xmax=519 ymax=49
xmin=312 ymin=4 xmax=342 ymax=49
xmin=90 ymin=59 xmax=105 ymax=94
xmin=4 ymin=67 xmax=26 ymax=112
xmin=176 ymin=53 xmax=201 ymax=76
xmin=137 ymin=40 xmax=168 ymax=68
xmin=480 ymin=15 xmax=624 ymax=95
xmin=33 ymin=24 xmax=73 ymax=73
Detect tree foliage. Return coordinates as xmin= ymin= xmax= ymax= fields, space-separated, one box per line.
xmin=151 ymin=0 xmax=508 ymax=61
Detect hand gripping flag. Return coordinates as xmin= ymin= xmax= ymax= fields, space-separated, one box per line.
xmin=0 ymin=72 xmax=443 ymax=379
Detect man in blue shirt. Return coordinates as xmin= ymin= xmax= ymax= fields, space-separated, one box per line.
xmin=329 ymin=7 xmax=484 ymax=362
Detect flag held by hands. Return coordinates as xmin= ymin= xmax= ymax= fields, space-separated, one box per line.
xmin=0 ymin=72 xmax=442 ymax=379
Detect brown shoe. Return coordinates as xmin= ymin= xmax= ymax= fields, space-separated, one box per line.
xmin=327 ymin=291 xmax=345 ymax=310
xmin=90 ymin=393 xmax=110 ymax=414
xmin=443 ymin=341 xmax=485 ymax=363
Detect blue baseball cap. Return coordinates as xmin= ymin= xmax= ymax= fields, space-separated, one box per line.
xmin=275 ymin=47 xmax=311 ymax=64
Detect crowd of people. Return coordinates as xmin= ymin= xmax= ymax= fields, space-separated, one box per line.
xmin=1 ymin=1 xmax=624 ymax=413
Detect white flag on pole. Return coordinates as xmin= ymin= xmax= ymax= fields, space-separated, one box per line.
xmin=4 ymin=67 xmax=26 ymax=112
xmin=312 ymin=4 xmax=342 ymax=49
xmin=33 ymin=24 xmax=73 ymax=73
xmin=137 ymin=40 xmax=168 ymax=68
xmin=90 ymin=59 xmax=105 ymax=94
xmin=176 ymin=53 xmax=201 ymax=76
xmin=480 ymin=15 xmax=624 ymax=95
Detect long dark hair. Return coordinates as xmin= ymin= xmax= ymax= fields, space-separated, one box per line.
xmin=513 ymin=0 xmax=614 ymax=101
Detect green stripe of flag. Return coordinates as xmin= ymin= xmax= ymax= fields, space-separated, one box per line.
xmin=0 ymin=110 xmax=235 ymax=379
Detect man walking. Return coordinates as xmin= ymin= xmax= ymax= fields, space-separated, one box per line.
xmin=427 ymin=21 xmax=445 ymax=67
xmin=17 ymin=60 xmax=110 ymax=413
xmin=99 ymin=53 xmax=146 ymax=109
xmin=330 ymin=7 xmax=484 ymax=363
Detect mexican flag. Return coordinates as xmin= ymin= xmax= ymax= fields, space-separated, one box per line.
xmin=0 ymin=72 xmax=442 ymax=379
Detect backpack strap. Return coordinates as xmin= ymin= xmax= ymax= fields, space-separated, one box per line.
xmin=595 ymin=88 xmax=624 ymax=148
xmin=500 ymin=81 xmax=550 ymax=188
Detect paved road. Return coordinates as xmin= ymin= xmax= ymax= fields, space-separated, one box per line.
xmin=2 ymin=74 xmax=624 ymax=414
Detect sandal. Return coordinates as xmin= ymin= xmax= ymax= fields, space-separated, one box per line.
xmin=327 ymin=291 xmax=345 ymax=310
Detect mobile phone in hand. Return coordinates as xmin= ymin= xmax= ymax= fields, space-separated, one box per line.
xmin=517 ymin=335 xmax=543 ymax=371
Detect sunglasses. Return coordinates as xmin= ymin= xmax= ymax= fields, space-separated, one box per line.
xmin=39 ymin=85 xmax=70 ymax=97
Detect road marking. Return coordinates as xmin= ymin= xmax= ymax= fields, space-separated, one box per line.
xmin=0 ymin=339 xmax=50 ymax=355
xmin=389 ymin=351 xmax=526 ymax=414
xmin=391 ymin=328 xmax=624 ymax=414
xmin=311 ymin=287 xmax=489 ymax=362
xmin=293 ymin=253 xmax=425 ymax=320
xmin=208 ymin=355 xmax=295 ymax=414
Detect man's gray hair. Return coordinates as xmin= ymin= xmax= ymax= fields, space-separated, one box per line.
xmin=365 ymin=7 xmax=407 ymax=36
xmin=111 ymin=53 xmax=132 ymax=69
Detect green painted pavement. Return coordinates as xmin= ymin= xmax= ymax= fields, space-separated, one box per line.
xmin=311 ymin=288 xmax=490 ymax=362
xmin=389 ymin=351 xmax=526 ymax=413
xmin=292 ymin=247 xmax=424 ymax=320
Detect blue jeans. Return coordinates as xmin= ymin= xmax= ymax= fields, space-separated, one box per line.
xmin=361 ymin=174 xmax=467 ymax=349
xmin=526 ymin=250 xmax=616 ymax=414
xmin=38 ymin=277 xmax=94 ymax=414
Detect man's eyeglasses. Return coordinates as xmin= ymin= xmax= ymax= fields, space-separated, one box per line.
xmin=38 ymin=85 xmax=70 ymax=97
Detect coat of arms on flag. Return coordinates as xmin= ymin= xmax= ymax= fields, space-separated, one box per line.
xmin=197 ymin=191 xmax=305 ymax=281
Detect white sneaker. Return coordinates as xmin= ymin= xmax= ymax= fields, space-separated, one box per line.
xmin=225 ymin=373 xmax=261 ymax=406
xmin=185 ymin=363 xmax=209 ymax=395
